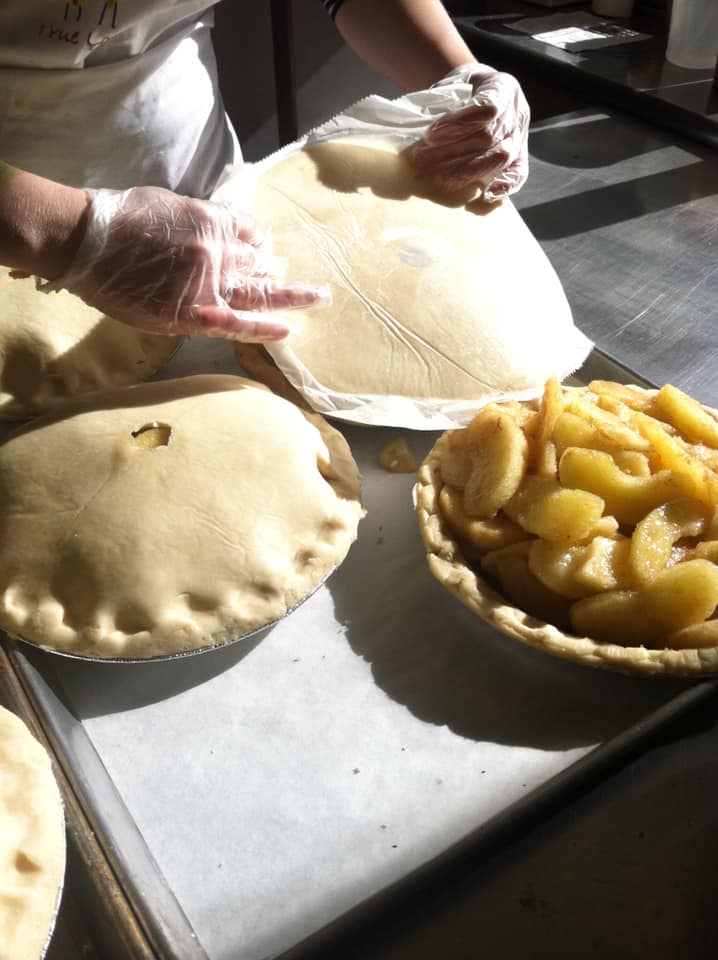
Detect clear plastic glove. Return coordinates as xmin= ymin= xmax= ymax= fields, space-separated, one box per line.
xmin=407 ymin=63 xmax=530 ymax=202
xmin=40 ymin=186 xmax=324 ymax=341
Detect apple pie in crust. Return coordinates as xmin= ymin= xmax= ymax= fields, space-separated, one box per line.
xmin=0 ymin=268 xmax=181 ymax=420
xmin=0 ymin=706 xmax=65 ymax=960
xmin=414 ymin=398 xmax=718 ymax=678
xmin=0 ymin=374 xmax=363 ymax=660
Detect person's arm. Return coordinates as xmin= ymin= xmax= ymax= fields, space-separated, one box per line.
xmin=0 ymin=162 xmax=90 ymax=280
xmin=0 ymin=163 xmax=322 ymax=341
xmin=333 ymin=0 xmax=530 ymax=200
xmin=334 ymin=0 xmax=477 ymax=92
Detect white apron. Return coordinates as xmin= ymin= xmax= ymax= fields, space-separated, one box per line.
xmin=0 ymin=1 xmax=240 ymax=197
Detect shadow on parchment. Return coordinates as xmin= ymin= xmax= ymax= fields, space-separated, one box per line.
xmin=325 ymin=426 xmax=691 ymax=753
xmin=9 ymin=623 xmax=271 ymax=719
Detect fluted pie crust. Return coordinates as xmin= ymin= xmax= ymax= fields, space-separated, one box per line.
xmin=0 ymin=375 xmax=363 ymax=659
xmin=415 ymin=431 xmax=718 ymax=677
xmin=0 ymin=706 xmax=65 ymax=960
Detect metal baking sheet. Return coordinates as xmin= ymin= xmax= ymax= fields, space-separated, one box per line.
xmin=1 ymin=644 xmax=154 ymax=960
xmin=3 ymin=106 xmax=717 ymax=959
xmin=0 ymin=335 xmax=709 ymax=960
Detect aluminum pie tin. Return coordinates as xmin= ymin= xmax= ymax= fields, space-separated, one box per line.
xmin=40 ymin=808 xmax=66 ymax=960
xmin=6 ymin=568 xmax=336 ymax=665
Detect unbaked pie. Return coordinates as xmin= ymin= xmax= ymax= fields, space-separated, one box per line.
xmin=0 ymin=375 xmax=363 ymax=659
xmin=415 ymin=378 xmax=718 ymax=676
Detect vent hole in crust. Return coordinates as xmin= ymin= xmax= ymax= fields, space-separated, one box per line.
xmin=132 ymin=422 xmax=172 ymax=449
xmin=15 ymin=851 xmax=41 ymax=874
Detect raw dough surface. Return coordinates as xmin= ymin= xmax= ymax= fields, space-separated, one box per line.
xmin=234 ymin=342 xmax=310 ymax=410
xmin=0 ymin=375 xmax=363 ymax=659
xmin=253 ymin=138 xmax=591 ymax=405
xmin=0 ymin=706 xmax=65 ymax=960
xmin=0 ymin=269 xmax=181 ymax=420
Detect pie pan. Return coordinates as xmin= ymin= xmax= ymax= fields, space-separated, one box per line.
xmin=4 ymin=573 xmax=333 ymax=665
xmin=0 ymin=374 xmax=363 ymax=663
xmin=414 ymin=393 xmax=718 ymax=678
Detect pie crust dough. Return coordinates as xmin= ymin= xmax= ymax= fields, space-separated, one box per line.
xmin=415 ymin=430 xmax=718 ymax=678
xmin=234 ymin=342 xmax=310 ymax=410
xmin=0 ymin=375 xmax=363 ymax=659
xmin=0 ymin=706 xmax=65 ymax=960
xmin=252 ymin=137 xmax=591 ymax=406
xmin=0 ymin=269 xmax=181 ymax=420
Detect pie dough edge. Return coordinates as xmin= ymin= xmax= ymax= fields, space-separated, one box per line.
xmin=414 ymin=433 xmax=718 ymax=678
xmin=233 ymin=343 xmax=310 ymax=411
xmin=0 ymin=706 xmax=65 ymax=960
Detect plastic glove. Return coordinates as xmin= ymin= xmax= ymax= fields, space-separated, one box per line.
xmin=408 ymin=63 xmax=530 ymax=202
xmin=40 ymin=186 xmax=324 ymax=341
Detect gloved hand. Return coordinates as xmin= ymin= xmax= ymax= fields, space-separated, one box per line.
xmin=40 ymin=186 xmax=324 ymax=341
xmin=408 ymin=63 xmax=530 ymax=202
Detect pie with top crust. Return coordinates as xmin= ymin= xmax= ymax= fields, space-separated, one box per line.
xmin=0 ymin=374 xmax=363 ymax=659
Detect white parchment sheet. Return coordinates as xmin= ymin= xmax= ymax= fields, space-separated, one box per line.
xmin=37 ymin=340 xmax=688 ymax=960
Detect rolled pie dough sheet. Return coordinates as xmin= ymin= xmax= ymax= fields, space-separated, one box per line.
xmin=0 ymin=375 xmax=363 ymax=659
xmin=252 ymin=137 xmax=592 ymax=428
xmin=0 ymin=269 xmax=181 ymax=420
xmin=0 ymin=706 xmax=65 ymax=960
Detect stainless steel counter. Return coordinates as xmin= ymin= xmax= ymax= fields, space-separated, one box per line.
xmin=514 ymin=106 xmax=718 ymax=407
xmin=455 ymin=3 xmax=718 ymax=151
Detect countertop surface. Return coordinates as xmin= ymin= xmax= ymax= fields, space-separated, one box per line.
xmin=455 ymin=0 xmax=718 ymax=148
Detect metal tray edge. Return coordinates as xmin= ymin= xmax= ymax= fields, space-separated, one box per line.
xmin=0 ymin=642 xmax=156 ymax=960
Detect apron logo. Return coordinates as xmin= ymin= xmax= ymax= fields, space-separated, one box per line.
xmin=63 ymin=0 xmax=120 ymax=29
xmin=99 ymin=1 xmax=119 ymax=29
xmin=63 ymin=0 xmax=85 ymax=22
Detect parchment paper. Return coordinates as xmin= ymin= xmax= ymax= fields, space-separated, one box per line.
xmin=30 ymin=338 xmax=687 ymax=960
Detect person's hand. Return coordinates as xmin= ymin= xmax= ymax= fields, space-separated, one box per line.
xmin=41 ymin=186 xmax=323 ymax=341
xmin=408 ymin=64 xmax=530 ymax=202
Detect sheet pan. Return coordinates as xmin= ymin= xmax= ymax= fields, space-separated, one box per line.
xmin=2 ymin=337 xmax=713 ymax=960
xmin=5 ymin=105 xmax=718 ymax=959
